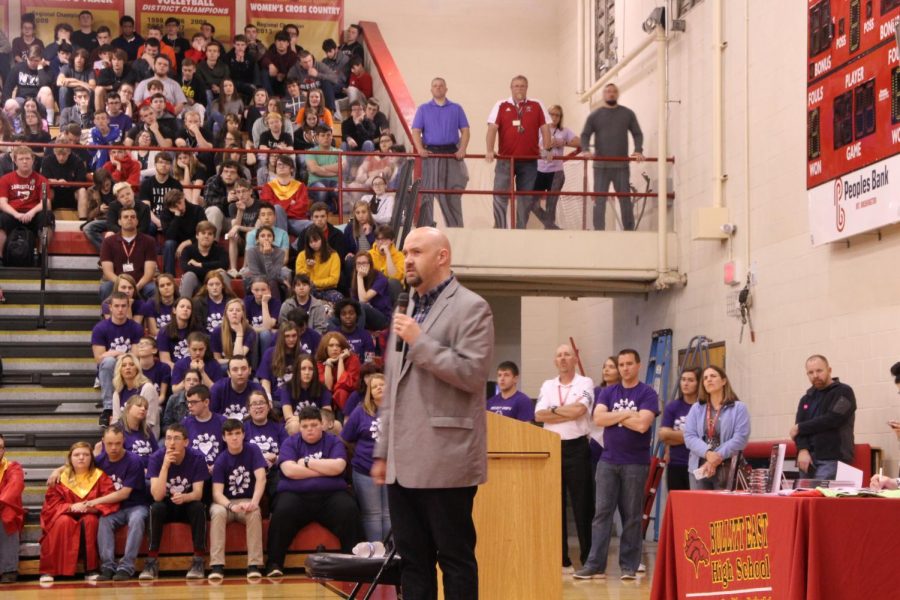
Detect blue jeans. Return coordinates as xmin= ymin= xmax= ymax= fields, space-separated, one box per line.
xmin=83 ymin=219 xmax=111 ymax=251
xmin=273 ymin=205 xmax=312 ymax=240
xmin=492 ymin=159 xmax=538 ymax=229
xmin=99 ymin=504 xmax=148 ymax=575
xmin=163 ymin=239 xmax=178 ymax=276
xmin=802 ymin=459 xmax=838 ymax=481
xmin=583 ymin=461 xmax=648 ymax=574
xmin=0 ymin=526 xmax=19 ymax=573
xmin=98 ymin=356 xmax=117 ymax=410
xmin=309 ymin=180 xmax=338 ymax=213
xmin=353 ymin=469 xmax=391 ymax=542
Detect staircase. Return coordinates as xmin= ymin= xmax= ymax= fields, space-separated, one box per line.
xmin=0 ymin=256 xmax=103 ymax=573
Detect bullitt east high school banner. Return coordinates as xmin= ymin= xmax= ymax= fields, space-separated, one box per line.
xmin=246 ymin=0 xmax=342 ymax=51
xmin=808 ymin=152 xmax=900 ymax=246
xmin=21 ymin=0 xmax=124 ymax=45
xmin=136 ymin=0 xmax=235 ymax=44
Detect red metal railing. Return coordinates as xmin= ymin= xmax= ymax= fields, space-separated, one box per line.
xmin=4 ymin=140 xmax=674 ymax=229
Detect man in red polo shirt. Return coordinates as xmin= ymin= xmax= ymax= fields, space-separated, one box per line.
xmin=0 ymin=146 xmax=55 ymax=265
xmin=485 ymin=75 xmax=552 ymax=229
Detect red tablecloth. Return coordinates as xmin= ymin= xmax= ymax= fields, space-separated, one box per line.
xmin=651 ymin=491 xmax=900 ymax=600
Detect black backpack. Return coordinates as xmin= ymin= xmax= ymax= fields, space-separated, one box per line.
xmin=4 ymin=227 xmax=35 ymax=267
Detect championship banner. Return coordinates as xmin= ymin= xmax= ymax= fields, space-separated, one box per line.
xmin=21 ymin=0 xmax=125 ymax=45
xmin=246 ymin=0 xmax=343 ymax=51
xmin=136 ymin=0 xmax=235 ymax=45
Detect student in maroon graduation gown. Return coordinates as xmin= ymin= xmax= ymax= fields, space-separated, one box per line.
xmin=39 ymin=442 xmax=120 ymax=584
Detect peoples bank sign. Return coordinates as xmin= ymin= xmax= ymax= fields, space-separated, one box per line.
xmin=808 ymin=153 xmax=900 ymax=246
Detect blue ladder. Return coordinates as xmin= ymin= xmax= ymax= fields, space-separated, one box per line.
xmin=648 ymin=334 xmax=713 ymax=541
xmin=643 ymin=329 xmax=672 ymax=542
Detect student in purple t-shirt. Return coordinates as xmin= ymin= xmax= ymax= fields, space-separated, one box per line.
xmin=117 ymin=395 xmax=160 ymax=469
xmin=136 ymin=337 xmax=172 ymax=402
xmin=258 ymin=321 xmax=301 ymax=399
xmin=92 ymin=292 xmax=145 ymax=427
xmin=659 ymin=368 xmax=701 ymax=492
xmin=210 ymin=355 xmax=265 ymax=420
xmin=157 ymin=297 xmax=195 ymax=366
xmin=349 ymin=253 xmax=392 ymax=331
xmin=486 ymin=361 xmax=535 ymax=422
xmin=211 ymin=298 xmax=258 ymax=367
xmin=245 ymin=389 xmax=288 ymax=472
xmin=171 ymin=331 xmax=225 ymax=393
xmin=281 ymin=306 xmax=325 ymax=354
xmin=329 ymin=299 xmax=377 ymax=363
xmin=139 ymin=273 xmax=178 ymax=336
xmin=278 ymin=354 xmax=335 ymax=435
xmin=209 ymin=418 xmax=267 ymax=580
xmin=180 ymin=384 xmax=227 ymax=468
xmin=340 ymin=373 xmax=390 ymax=542
xmin=265 ymin=407 xmax=362 ymax=576
xmin=142 ymin=423 xmax=210 ymax=580
xmin=577 ymin=349 xmax=659 ymax=581
xmin=96 ymin=425 xmax=150 ymax=581
xmin=244 ymin=279 xmax=281 ymax=352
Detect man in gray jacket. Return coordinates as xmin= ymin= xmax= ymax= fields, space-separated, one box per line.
xmin=580 ymin=83 xmax=644 ymax=231
xmin=372 ymin=227 xmax=494 ymax=600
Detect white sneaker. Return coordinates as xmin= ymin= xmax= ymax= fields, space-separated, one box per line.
xmin=39 ymin=574 xmax=54 ymax=585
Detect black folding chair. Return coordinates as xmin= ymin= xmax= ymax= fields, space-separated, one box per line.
xmin=304 ymin=532 xmax=401 ymax=600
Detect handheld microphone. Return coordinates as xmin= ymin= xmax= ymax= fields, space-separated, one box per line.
xmin=394 ymin=292 xmax=410 ymax=352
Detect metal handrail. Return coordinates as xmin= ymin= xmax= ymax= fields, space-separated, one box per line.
xmin=3 ymin=140 xmax=674 ymax=228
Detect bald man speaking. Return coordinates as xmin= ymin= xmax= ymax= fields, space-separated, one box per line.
xmin=372 ymin=227 xmax=494 ymax=600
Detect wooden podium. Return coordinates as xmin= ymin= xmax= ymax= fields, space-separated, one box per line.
xmin=440 ymin=412 xmax=562 ymax=599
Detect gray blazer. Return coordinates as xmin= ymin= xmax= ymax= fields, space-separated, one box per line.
xmin=374 ymin=278 xmax=494 ymax=489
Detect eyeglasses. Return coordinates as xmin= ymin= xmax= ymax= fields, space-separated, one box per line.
xmin=249 ymin=402 xmax=268 ymax=407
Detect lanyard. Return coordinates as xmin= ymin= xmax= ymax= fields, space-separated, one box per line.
xmin=514 ymin=100 xmax=527 ymax=133
xmin=705 ymin=403 xmax=722 ymax=442
xmin=558 ymin=384 xmax=572 ymax=406
xmin=121 ymin=238 xmax=135 ymax=263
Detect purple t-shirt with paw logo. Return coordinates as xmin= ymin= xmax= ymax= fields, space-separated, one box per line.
xmin=182 ymin=413 xmax=227 ymax=465
xmin=212 ymin=444 xmax=267 ymax=500
xmin=596 ymin=382 xmax=659 ymax=465
xmin=147 ymin=446 xmax=210 ymax=495
xmin=661 ymin=398 xmax=694 ymax=467
xmin=210 ymin=378 xmax=265 ymax=420
xmin=96 ymin=450 xmax=147 ymax=508
xmin=276 ymin=432 xmax=347 ymax=494
xmin=244 ymin=419 xmax=287 ymax=462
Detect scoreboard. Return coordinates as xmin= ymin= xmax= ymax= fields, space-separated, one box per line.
xmin=806 ymin=0 xmax=900 ymax=245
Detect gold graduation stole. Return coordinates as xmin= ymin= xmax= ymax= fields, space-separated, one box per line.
xmin=0 ymin=458 xmax=8 ymax=486
xmin=60 ymin=467 xmax=103 ymax=499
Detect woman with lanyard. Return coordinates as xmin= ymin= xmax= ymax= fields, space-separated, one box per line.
xmin=157 ymin=297 xmax=197 ymax=367
xmin=659 ymin=368 xmax=702 ymax=491
xmin=683 ymin=366 xmax=751 ymax=490
xmin=140 ymin=273 xmax=179 ymax=336
xmin=534 ymin=104 xmax=580 ymax=229
xmin=110 ymin=354 xmax=160 ymax=438
xmin=244 ymin=389 xmax=287 ymax=499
